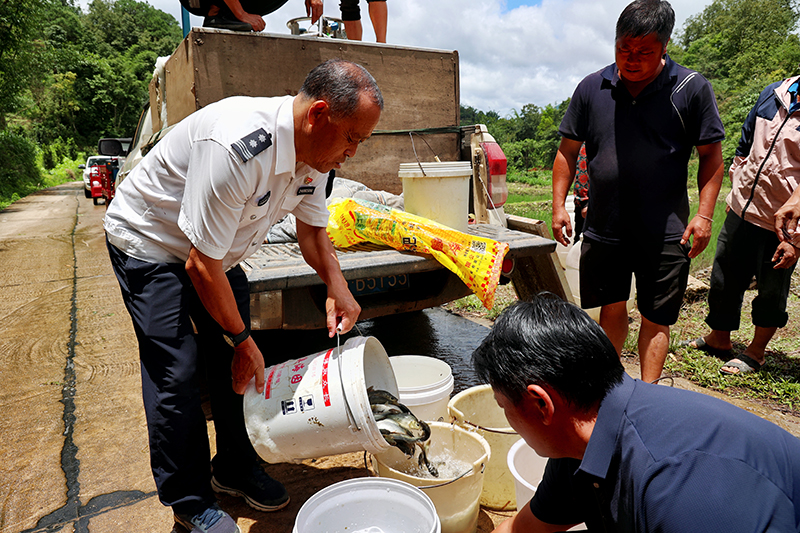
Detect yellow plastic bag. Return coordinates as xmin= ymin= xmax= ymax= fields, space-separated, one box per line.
xmin=327 ymin=197 xmax=509 ymax=309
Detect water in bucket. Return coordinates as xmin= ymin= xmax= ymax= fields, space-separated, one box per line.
xmin=372 ymin=422 xmax=491 ymax=533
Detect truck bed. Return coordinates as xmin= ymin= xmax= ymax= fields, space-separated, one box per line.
xmin=242 ymin=224 xmax=557 ymax=330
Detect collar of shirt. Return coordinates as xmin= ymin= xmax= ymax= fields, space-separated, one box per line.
xmin=577 ymin=373 xmax=636 ymax=480
xmin=602 ymin=54 xmax=678 ymax=99
xmin=274 ymin=96 xmax=300 ymax=176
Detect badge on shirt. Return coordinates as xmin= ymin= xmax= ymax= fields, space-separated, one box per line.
xmin=232 ymin=128 xmax=272 ymax=163
xmin=257 ymin=191 xmax=271 ymax=206
xmin=303 ymin=176 xmax=314 ymax=185
xmin=297 ymin=186 xmax=316 ymax=195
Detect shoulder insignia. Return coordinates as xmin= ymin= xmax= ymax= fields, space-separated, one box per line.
xmin=232 ymin=128 xmax=272 ymax=163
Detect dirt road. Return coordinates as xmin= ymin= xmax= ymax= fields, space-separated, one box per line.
xmin=0 ymin=183 xmax=513 ymax=532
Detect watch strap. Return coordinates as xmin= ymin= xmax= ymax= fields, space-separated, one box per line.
xmin=226 ymin=326 xmax=250 ymax=347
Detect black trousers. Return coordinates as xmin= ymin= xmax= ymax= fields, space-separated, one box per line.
xmin=706 ymin=211 xmax=796 ymax=331
xmin=107 ymin=239 xmax=258 ymax=516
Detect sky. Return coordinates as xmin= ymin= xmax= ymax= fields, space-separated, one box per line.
xmin=80 ymin=0 xmax=715 ymax=116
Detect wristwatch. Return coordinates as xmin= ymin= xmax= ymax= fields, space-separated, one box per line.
xmin=223 ymin=326 xmax=250 ymax=348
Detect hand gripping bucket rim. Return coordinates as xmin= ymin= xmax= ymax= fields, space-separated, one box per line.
xmin=293 ymin=477 xmax=441 ymax=533
xmin=244 ymin=336 xmax=397 ymax=463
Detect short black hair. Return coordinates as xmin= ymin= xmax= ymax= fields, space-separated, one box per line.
xmin=299 ymin=59 xmax=384 ymax=119
xmin=471 ymin=294 xmax=624 ymax=412
xmin=616 ymin=0 xmax=675 ymax=46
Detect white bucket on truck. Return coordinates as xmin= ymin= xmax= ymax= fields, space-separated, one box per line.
xmin=399 ymin=161 xmax=471 ymax=232
xmin=243 ymin=336 xmax=398 ymax=463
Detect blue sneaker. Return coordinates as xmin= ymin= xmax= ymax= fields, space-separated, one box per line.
xmin=211 ymin=462 xmax=290 ymax=512
xmin=174 ymin=503 xmax=240 ymax=533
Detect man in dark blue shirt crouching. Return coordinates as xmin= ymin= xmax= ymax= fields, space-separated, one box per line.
xmin=473 ymin=294 xmax=800 ymax=532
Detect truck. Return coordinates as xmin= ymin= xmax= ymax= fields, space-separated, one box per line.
xmin=107 ymin=26 xmax=569 ymax=331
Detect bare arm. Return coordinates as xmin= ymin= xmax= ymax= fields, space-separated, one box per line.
xmin=681 ymin=142 xmax=723 ymax=258
xmin=305 ymin=0 xmax=323 ymax=23
xmin=551 ymin=138 xmax=583 ymax=246
xmin=221 ymin=0 xmax=266 ymax=30
xmin=493 ymin=503 xmax=578 ymax=533
xmin=185 ymin=246 xmax=265 ymax=395
xmin=296 ymin=219 xmax=361 ymax=337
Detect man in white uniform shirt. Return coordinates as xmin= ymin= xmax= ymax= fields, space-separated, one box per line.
xmin=104 ymin=59 xmax=381 ymax=533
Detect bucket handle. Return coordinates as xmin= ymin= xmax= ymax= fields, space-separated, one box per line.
xmin=453 ymin=417 xmax=518 ymax=435
xmin=408 ymin=132 xmax=442 ymax=176
xmin=336 ymin=330 xmax=361 ymax=432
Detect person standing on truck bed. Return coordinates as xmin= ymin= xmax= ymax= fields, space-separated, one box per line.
xmin=180 ymin=0 xmax=322 ymax=32
xmin=551 ymin=0 xmax=725 ymax=384
xmin=103 ymin=58 xmax=381 ymax=533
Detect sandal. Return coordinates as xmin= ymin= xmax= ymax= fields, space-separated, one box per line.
xmin=720 ymin=354 xmax=763 ymax=375
xmin=678 ymin=337 xmax=732 ymax=359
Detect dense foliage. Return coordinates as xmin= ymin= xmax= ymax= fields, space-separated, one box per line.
xmin=463 ymin=0 xmax=800 ymax=173
xmin=4 ymin=0 xmax=182 ymax=153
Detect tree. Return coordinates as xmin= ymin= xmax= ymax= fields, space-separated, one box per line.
xmin=0 ymin=0 xmax=49 ymax=128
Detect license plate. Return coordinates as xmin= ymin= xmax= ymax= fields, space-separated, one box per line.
xmin=348 ymin=274 xmax=410 ymax=296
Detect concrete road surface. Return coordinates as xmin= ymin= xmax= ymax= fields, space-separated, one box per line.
xmin=2 ymin=183 xmax=799 ymax=533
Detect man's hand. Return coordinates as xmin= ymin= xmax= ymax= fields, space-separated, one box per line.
xmin=552 ymin=207 xmax=573 ymax=247
xmin=680 ymin=215 xmax=713 ymax=258
xmin=775 ymin=188 xmax=800 ymax=241
xmin=326 ymin=283 xmax=361 ymax=337
xmin=306 ymin=0 xmax=323 ymax=23
xmin=241 ymin=12 xmax=266 ymax=31
xmin=231 ymin=337 xmax=266 ymax=394
xmin=772 ymin=241 xmax=799 ymax=269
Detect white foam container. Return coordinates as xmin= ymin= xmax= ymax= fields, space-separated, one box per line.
xmin=371 ymin=422 xmax=490 ymax=533
xmin=565 ymin=235 xmax=635 ymax=323
xmin=448 ymin=384 xmax=518 ymax=511
xmin=244 ymin=336 xmax=398 ymax=463
xmin=399 ymin=161 xmax=472 ymax=231
xmin=390 ymin=356 xmax=454 ymax=422
xmin=506 ymin=438 xmax=549 ymax=508
xmin=293 ymin=477 xmax=441 ymax=533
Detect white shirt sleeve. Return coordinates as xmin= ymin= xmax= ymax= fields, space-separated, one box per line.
xmin=178 ymin=139 xmax=252 ymax=260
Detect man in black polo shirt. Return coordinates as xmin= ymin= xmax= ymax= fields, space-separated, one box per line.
xmin=552 ymin=0 xmax=724 ymax=383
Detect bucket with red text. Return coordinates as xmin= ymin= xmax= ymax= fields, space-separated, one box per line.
xmin=243 ymin=336 xmax=398 ymax=463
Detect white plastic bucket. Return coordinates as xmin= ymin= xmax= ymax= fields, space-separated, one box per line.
xmin=390 ymin=356 xmax=454 ymax=422
xmin=399 ymin=161 xmax=471 ymax=231
xmin=293 ymin=477 xmax=440 ymax=533
xmin=507 ymin=438 xmax=548 ymax=509
xmin=371 ymin=422 xmax=490 ymax=533
xmin=448 ymin=384 xmax=518 ymax=511
xmin=243 ymin=336 xmax=398 ymax=463
xmin=565 ymin=235 xmax=635 ymax=323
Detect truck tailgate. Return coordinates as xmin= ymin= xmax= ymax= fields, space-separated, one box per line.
xmin=241 ymin=224 xmax=555 ymax=292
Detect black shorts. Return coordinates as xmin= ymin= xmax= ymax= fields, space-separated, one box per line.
xmin=579 ymin=238 xmax=691 ymax=326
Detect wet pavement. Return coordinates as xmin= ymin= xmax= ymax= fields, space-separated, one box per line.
xmin=2 ymin=183 xmax=799 ymax=533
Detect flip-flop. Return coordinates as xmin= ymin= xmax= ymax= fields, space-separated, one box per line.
xmin=678 ymin=337 xmax=732 ymax=359
xmin=720 ymin=354 xmax=763 ymax=376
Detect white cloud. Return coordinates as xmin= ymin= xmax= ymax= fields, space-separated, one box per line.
xmin=78 ymin=0 xmax=713 ymax=116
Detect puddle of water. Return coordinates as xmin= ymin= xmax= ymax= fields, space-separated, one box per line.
xmin=254 ymin=308 xmax=490 ymax=394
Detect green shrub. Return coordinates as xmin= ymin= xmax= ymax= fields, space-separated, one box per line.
xmin=0 ymin=131 xmax=40 ymax=198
